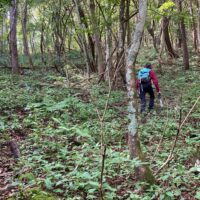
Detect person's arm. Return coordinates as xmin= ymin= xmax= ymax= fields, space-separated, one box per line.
xmin=149 ymin=70 xmax=160 ymax=92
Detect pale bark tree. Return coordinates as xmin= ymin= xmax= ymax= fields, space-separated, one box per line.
xmin=126 ymin=0 xmax=155 ymax=183
xmin=9 ymin=0 xmax=20 ymax=74
xmin=20 ymin=0 xmax=34 ymax=68
xmin=197 ymin=0 xmax=200 ymax=52
xmin=125 ymin=0 xmax=131 ymax=44
xmin=30 ymin=32 xmax=35 ymax=54
xmin=105 ymin=0 xmax=113 ymax=82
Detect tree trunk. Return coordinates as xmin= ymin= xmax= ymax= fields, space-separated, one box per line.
xmin=73 ymin=0 xmax=92 ymax=77
xmin=197 ymin=0 xmax=200 ymax=52
xmin=30 ymin=32 xmax=35 ymax=54
xmin=125 ymin=0 xmax=131 ymax=44
xmin=189 ymin=0 xmax=198 ymax=52
xmin=105 ymin=0 xmax=113 ymax=82
xmin=126 ymin=0 xmax=155 ymax=184
xmin=117 ymin=0 xmax=126 ymax=84
xmin=178 ymin=0 xmax=189 ymax=70
xmin=76 ymin=1 xmax=95 ymax=72
xmin=40 ymin=19 xmax=45 ymax=64
xmin=20 ymin=0 xmax=34 ymax=68
xmin=89 ymin=0 xmax=105 ymax=80
xmin=162 ymin=17 xmax=179 ymax=58
xmin=9 ymin=0 xmax=20 ymax=74
xmin=118 ymin=0 xmax=126 ymax=58
xmin=147 ymin=22 xmax=158 ymax=52
xmin=177 ymin=24 xmax=182 ymax=49
xmin=0 ymin=17 xmax=4 ymax=53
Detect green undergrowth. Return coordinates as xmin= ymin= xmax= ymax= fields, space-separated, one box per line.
xmin=1 ymin=56 xmax=199 ymax=200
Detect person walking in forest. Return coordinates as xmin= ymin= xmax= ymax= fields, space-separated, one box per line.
xmin=136 ymin=63 xmax=161 ymax=113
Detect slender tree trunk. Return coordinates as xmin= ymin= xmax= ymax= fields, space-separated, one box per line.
xmin=30 ymin=32 xmax=35 ymax=54
xmin=105 ymin=0 xmax=113 ymax=81
xmin=9 ymin=0 xmax=20 ymax=74
xmin=178 ymin=0 xmax=189 ymax=70
xmin=67 ymin=29 xmax=72 ymax=51
xmin=126 ymin=0 xmax=155 ymax=183
xmin=40 ymin=19 xmax=45 ymax=64
xmin=126 ymin=0 xmax=131 ymax=44
xmin=20 ymin=0 xmax=33 ymax=68
xmin=117 ymin=0 xmax=126 ymax=84
xmin=73 ymin=0 xmax=92 ymax=77
xmin=162 ymin=17 xmax=179 ymax=58
xmin=77 ymin=2 xmax=95 ymax=72
xmin=0 ymin=17 xmax=4 ymax=53
xmin=177 ymin=24 xmax=182 ymax=48
xmin=197 ymin=0 xmax=200 ymax=52
xmin=72 ymin=0 xmax=95 ymax=72
xmin=147 ymin=22 xmax=158 ymax=52
xmin=118 ymin=0 xmax=126 ymax=58
xmin=89 ymin=0 xmax=105 ymax=79
xmin=189 ymin=0 xmax=198 ymax=52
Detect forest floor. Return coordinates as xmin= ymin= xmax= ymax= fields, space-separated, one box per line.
xmin=0 ymin=53 xmax=200 ymax=200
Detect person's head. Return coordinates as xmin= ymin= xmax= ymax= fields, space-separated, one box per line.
xmin=144 ymin=63 xmax=152 ymax=69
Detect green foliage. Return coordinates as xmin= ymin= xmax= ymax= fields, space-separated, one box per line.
xmin=8 ymin=187 xmax=57 ymax=200
xmin=1 ymin=52 xmax=199 ymax=199
xmin=158 ymin=0 xmax=176 ymax=15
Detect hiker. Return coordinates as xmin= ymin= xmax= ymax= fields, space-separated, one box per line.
xmin=136 ymin=63 xmax=161 ymax=113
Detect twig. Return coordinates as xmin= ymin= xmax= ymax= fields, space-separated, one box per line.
xmin=95 ymin=57 xmax=124 ymax=199
xmin=99 ymin=145 xmax=106 ymax=200
xmin=155 ymin=96 xmax=200 ymax=175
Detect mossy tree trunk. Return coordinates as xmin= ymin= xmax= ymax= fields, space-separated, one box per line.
xmin=126 ymin=0 xmax=155 ymax=184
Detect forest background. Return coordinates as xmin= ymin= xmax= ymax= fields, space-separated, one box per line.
xmin=0 ymin=0 xmax=199 ymax=199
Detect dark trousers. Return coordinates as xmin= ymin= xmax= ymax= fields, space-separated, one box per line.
xmin=139 ymin=83 xmax=155 ymax=113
